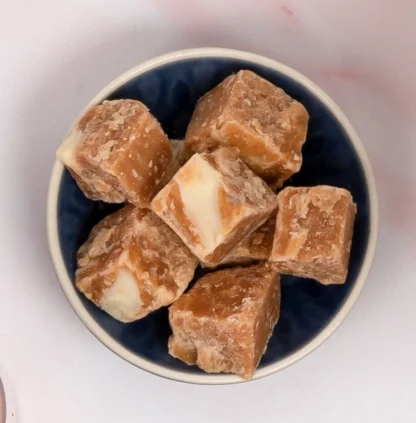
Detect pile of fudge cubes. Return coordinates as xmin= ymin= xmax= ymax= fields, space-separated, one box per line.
xmin=57 ymin=70 xmax=356 ymax=379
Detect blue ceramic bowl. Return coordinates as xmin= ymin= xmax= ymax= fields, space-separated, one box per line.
xmin=47 ymin=48 xmax=378 ymax=384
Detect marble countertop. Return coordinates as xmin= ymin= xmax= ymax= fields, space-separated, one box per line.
xmin=0 ymin=0 xmax=415 ymax=422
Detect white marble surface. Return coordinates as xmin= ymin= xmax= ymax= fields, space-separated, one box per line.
xmin=0 ymin=1 xmax=415 ymax=422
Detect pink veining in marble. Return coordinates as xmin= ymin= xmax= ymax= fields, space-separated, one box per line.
xmin=281 ymin=4 xmax=295 ymax=17
xmin=322 ymin=68 xmax=364 ymax=82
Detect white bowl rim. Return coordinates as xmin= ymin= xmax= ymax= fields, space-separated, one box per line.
xmin=47 ymin=47 xmax=379 ymax=385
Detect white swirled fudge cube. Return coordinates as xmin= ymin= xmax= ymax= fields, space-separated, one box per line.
xmin=57 ymin=99 xmax=173 ymax=207
xmin=75 ymin=205 xmax=198 ymax=323
xmin=151 ymin=147 xmax=277 ymax=267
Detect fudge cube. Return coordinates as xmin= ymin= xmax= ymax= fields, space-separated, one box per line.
xmin=168 ymin=264 xmax=281 ymax=379
xmin=217 ymin=215 xmax=276 ymax=267
xmin=270 ymin=186 xmax=357 ymax=284
xmin=184 ymin=70 xmax=309 ymax=188
xmin=170 ymin=139 xmax=186 ymax=167
xmin=57 ymin=99 xmax=173 ymax=207
xmin=161 ymin=139 xmax=187 ymax=184
xmin=76 ymin=205 xmax=197 ymax=322
xmin=151 ymin=147 xmax=277 ymax=266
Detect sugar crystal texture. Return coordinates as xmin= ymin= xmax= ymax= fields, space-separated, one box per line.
xmin=57 ymin=99 xmax=173 ymax=207
xmin=270 ymin=186 xmax=357 ymax=284
xmin=168 ymin=264 xmax=281 ymax=379
xmin=211 ymin=215 xmax=276 ymax=268
xmin=151 ymin=147 xmax=277 ymax=267
xmin=184 ymin=70 xmax=309 ymax=188
xmin=76 ymin=205 xmax=198 ymax=322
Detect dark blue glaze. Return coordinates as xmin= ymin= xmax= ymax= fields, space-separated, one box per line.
xmin=57 ymin=57 xmax=370 ymax=374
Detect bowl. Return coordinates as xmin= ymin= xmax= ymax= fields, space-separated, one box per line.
xmin=0 ymin=378 xmax=4 ymax=423
xmin=0 ymin=373 xmax=17 ymax=423
xmin=47 ymin=48 xmax=378 ymax=384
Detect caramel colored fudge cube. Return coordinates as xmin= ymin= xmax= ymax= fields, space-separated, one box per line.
xmin=76 ymin=205 xmax=197 ymax=323
xmin=161 ymin=139 xmax=187 ymax=184
xmin=270 ymin=186 xmax=357 ymax=284
xmin=218 ymin=215 xmax=276 ymax=267
xmin=184 ymin=70 xmax=309 ymax=188
xmin=168 ymin=264 xmax=281 ymax=379
xmin=57 ymin=99 xmax=173 ymax=207
xmin=170 ymin=139 xmax=186 ymax=167
xmin=151 ymin=148 xmax=277 ymax=266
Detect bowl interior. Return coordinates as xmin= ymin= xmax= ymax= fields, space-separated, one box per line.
xmin=56 ymin=57 xmax=370 ymax=378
